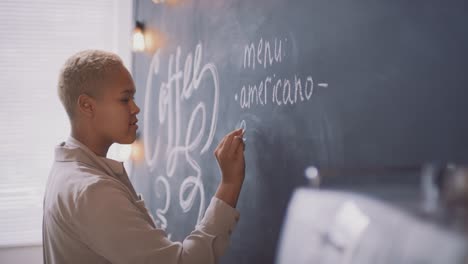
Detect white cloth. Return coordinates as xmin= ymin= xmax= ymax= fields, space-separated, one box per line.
xmin=43 ymin=137 xmax=240 ymax=264
xmin=277 ymin=188 xmax=467 ymax=264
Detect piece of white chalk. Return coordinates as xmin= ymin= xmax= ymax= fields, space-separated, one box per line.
xmin=235 ymin=136 xmax=246 ymax=142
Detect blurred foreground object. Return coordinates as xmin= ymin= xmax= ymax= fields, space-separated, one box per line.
xmin=277 ymin=188 xmax=467 ymax=264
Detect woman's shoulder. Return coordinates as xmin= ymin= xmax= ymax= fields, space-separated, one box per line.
xmin=46 ymin=160 xmax=131 ymax=211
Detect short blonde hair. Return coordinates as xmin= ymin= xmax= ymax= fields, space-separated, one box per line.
xmin=57 ymin=50 xmax=123 ymax=119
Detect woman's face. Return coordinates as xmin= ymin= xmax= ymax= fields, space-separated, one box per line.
xmin=93 ymin=63 xmax=140 ymax=145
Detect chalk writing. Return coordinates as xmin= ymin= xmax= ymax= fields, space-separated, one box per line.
xmin=143 ymin=43 xmax=219 ymax=226
xmin=238 ymin=37 xmax=328 ymax=109
xmin=243 ymin=38 xmax=285 ymax=70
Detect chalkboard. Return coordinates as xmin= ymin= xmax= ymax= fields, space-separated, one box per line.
xmin=129 ymin=1 xmax=468 ymax=263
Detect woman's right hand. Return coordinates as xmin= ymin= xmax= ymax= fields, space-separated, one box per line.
xmin=213 ymin=128 xmax=245 ymax=207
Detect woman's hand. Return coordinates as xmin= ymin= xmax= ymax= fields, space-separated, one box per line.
xmin=213 ymin=128 xmax=245 ymax=207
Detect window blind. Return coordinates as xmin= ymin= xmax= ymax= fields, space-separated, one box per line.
xmin=0 ymin=0 xmax=132 ymax=247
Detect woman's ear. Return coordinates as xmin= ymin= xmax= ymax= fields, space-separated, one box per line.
xmin=77 ymin=94 xmax=96 ymax=118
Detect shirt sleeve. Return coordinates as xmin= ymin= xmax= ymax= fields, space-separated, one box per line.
xmin=74 ymin=179 xmax=240 ymax=264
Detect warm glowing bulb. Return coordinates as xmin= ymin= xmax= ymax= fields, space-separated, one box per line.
xmin=130 ymin=139 xmax=144 ymax=162
xmin=133 ymin=27 xmax=145 ymax=52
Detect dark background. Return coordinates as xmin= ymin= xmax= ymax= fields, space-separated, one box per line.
xmin=130 ymin=1 xmax=468 ymax=263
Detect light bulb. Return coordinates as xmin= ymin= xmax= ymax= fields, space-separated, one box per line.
xmin=133 ymin=27 xmax=145 ymax=52
xmin=133 ymin=21 xmax=146 ymax=52
xmin=130 ymin=139 xmax=144 ymax=162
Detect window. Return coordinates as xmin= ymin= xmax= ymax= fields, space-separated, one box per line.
xmin=0 ymin=0 xmax=132 ymax=247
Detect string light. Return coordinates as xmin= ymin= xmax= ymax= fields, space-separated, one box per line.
xmin=130 ymin=138 xmax=144 ymax=163
xmin=132 ymin=21 xmax=146 ymax=52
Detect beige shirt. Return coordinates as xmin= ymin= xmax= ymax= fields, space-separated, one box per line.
xmin=43 ymin=137 xmax=240 ymax=264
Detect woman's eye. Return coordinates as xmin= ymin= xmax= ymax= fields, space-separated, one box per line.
xmin=121 ymin=97 xmax=135 ymax=103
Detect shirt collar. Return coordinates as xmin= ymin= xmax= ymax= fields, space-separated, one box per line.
xmin=55 ymin=136 xmax=125 ymax=178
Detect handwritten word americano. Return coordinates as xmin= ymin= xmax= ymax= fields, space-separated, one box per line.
xmin=238 ymin=37 xmax=325 ymax=109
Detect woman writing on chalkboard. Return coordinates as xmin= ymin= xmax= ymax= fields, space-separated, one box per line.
xmin=42 ymin=50 xmax=246 ymax=264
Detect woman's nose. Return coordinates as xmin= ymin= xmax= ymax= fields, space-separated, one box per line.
xmin=131 ymin=100 xmax=140 ymax=115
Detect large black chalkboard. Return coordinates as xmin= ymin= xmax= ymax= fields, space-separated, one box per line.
xmin=129 ymin=1 xmax=468 ymax=263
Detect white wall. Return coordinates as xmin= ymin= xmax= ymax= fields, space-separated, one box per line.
xmin=0 ymin=245 xmax=43 ymax=264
